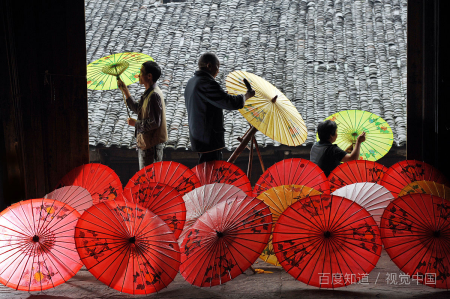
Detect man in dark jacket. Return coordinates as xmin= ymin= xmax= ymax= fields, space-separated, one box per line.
xmin=185 ymin=53 xmax=255 ymax=164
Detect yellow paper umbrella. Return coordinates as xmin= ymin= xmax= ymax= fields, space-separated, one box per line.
xmin=256 ymin=185 xmax=322 ymax=266
xmin=226 ymin=71 xmax=307 ymax=146
xmin=86 ymin=52 xmax=154 ymax=90
xmin=319 ymin=110 xmax=394 ymax=161
xmin=398 ymin=180 xmax=450 ymax=200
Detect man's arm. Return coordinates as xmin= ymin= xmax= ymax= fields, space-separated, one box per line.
xmin=117 ymin=78 xmax=139 ymax=114
xmin=341 ymin=132 xmax=366 ymax=162
xmin=199 ymin=78 xmax=254 ymax=110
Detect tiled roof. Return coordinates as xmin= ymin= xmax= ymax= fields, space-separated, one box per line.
xmin=86 ymin=0 xmax=407 ymax=150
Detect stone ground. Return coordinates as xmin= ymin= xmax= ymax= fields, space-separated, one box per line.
xmin=0 ymin=250 xmax=448 ymax=299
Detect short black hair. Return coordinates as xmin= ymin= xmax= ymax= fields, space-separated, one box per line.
xmin=142 ymin=61 xmax=161 ymax=82
xmin=317 ymin=120 xmax=337 ymax=141
xmin=198 ymin=52 xmax=219 ymax=70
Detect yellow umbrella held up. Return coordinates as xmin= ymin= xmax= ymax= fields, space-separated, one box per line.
xmin=87 ymin=52 xmax=154 ymax=117
xmin=226 ymin=71 xmax=307 ymax=146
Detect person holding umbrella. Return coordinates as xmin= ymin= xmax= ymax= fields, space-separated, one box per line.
xmin=117 ymin=61 xmax=167 ymax=169
xmin=310 ymin=120 xmax=366 ymax=176
xmin=184 ymin=53 xmax=255 ymax=164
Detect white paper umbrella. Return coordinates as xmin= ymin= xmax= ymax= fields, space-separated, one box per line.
xmin=332 ymin=182 xmax=394 ymax=225
xmin=45 ymin=186 xmax=93 ymax=214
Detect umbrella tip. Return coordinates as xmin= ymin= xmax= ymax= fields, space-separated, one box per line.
xmin=216 ymin=231 xmax=224 ymax=238
xmin=324 ymin=231 xmax=331 ymax=238
xmin=271 ymin=95 xmax=278 ymax=103
xmin=32 ymin=235 xmax=40 ymax=242
xmin=433 ymin=230 xmax=441 ymax=238
xmin=129 ymin=236 xmax=136 ymax=243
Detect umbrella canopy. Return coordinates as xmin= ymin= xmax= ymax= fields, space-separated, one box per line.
xmin=226 ymin=70 xmax=307 ymax=146
xmin=327 ymin=160 xmax=388 ymax=192
xmin=380 ymin=160 xmax=450 ymax=197
xmin=118 ymin=182 xmax=186 ymax=239
xmin=0 ymin=199 xmax=82 ymax=291
xmin=125 ymin=161 xmax=201 ymax=196
xmin=44 ymin=186 xmax=93 ymax=214
xmin=398 ymin=181 xmax=450 ymax=200
xmin=320 ymin=110 xmax=393 ymax=161
xmin=75 ymin=200 xmax=180 ymax=295
xmin=256 ymin=185 xmax=322 ymax=266
xmin=191 ymin=160 xmax=252 ymax=196
xmin=273 ymin=194 xmax=382 ymax=288
xmin=86 ymin=52 xmax=153 ymax=90
xmin=57 ymin=163 xmax=123 ymax=204
xmin=178 ymin=183 xmax=247 ymax=246
xmin=179 ymin=197 xmax=272 ymax=287
xmin=332 ymin=182 xmax=394 ymax=226
xmin=381 ymin=193 xmax=450 ymax=289
xmin=253 ymin=158 xmax=330 ymax=196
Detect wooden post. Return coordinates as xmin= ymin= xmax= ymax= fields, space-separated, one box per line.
xmin=227 ymin=126 xmax=258 ymax=164
xmin=252 ymin=136 xmax=266 ymax=173
xmin=247 ymin=136 xmax=254 ymax=179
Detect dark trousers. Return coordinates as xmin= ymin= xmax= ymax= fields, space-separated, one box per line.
xmin=197 ymin=150 xmax=223 ymax=165
xmin=138 ymin=143 xmax=164 ymax=170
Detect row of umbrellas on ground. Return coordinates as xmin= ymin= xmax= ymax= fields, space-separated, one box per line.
xmin=0 ymin=159 xmax=449 ymax=294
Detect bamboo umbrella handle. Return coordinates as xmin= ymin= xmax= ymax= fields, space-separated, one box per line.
xmin=117 ymin=76 xmax=131 ymax=118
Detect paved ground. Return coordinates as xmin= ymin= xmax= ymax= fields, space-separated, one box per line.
xmin=0 ymin=250 xmax=448 ymax=299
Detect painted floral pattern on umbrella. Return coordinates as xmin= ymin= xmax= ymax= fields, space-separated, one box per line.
xmin=257 ymin=185 xmax=322 ymax=266
xmin=381 ymin=194 xmax=450 ymax=288
xmin=56 ymin=163 xmax=123 ymax=204
xmin=118 ymin=182 xmax=186 ymax=239
xmin=0 ymin=199 xmax=82 ymax=291
xmin=380 ymin=160 xmax=450 ymax=197
xmin=398 ymin=181 xmax=450 ymax=200
xmin=328 ymin=160 xmax=388 ymax=192
xmin=191 ymin=160 xmax=252 ymax=195
xmin=75 ymin=201 xmax=180 ymax=295
xmin=125 ymin=161 xmax=200 ymax=196
xmin=180 ymin=197 xmax=272 ymax=287
xmin=253 ymin=158 xmax=330 ymax=196
xmin=273 ymin=194 xmax=382 ymax=288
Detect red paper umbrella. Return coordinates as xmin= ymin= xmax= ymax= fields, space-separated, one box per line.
xmin=178 ymin=183 xmax=248 ymax=245
xmin=179 ymin=197 xmax=272 ymax=287
xmin=328 ymin=160 xmax=388 ymax=192
xmin=191 ymin=160 xmax=252 ymax=196
xmin=57 ymin=163 xmax=123 ymax=204
xmin=380 ymin=160 xmax=450 ymax=198
xmin=332 ymin=182 xmax=394 ymax=226
xmin=118 ymin=182 xmax=186 ymax=239
xmin=253 ymin=158 xmax=330 ymax=196
xmin=125 ymin=161 xmax=201 ymax=196
xmin=75 ymin=200 xmax=180 ymax=295
xmin=45 ymin=186 xmax=93 ymax=214
xmin=0 ymin=199 xmax=82 ymax=291
xmin=273 ymin=194 xmax=382 ymax=288
xmin=381 ymin=193 xmax=450 ymax=289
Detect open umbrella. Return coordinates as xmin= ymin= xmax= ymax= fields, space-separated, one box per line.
xmin=0 ymin=199 xmax=82 ymax=291
xmin=125 ymin=161 xmax=200 ymax=196
xmin=118 ymin=182 xmax=186 ymax=239
xmin=226 ymin=70 xmax=307 ymax=146
xmin=56 ymin=163 xmax=123 ymax=204
xmin=398 ymin=181 xmax=450 ymax=200
xmin=380 ymin=160 xmax=450 ymax=197
xmin=256 ymin=185 xmax=322 ymax=266
xmin=87 ymin=52 xmax=153 ymax=91
xmin=253 ymin=158 xmax=330 ymax=196
xmin=327 ymin=160 xmax=388 ymax=192
xmin=320 ymin=110 xmax=393 ymax=161
xmin=44 ymin=186 xmax=93 ymax=214
xmin=332 ymin=182 xmax=394 ymax=226
xmin=381 ymin=193 xmax=450 ymax=288
xmin=75 ymin=200 xmax=180 ymax=295
xmin=273 ymin=194 xmax=382 ymax=288
xmin=178 ymin=183 xmax=247 ymax=246
xmin=179 ymin=196 xmax=272 ymax=287
xmin=191 ymin=160 xmax=252 ymax=196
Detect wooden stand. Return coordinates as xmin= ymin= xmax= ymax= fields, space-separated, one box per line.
xmin=227 ymin=125 xmax=266 ymax=180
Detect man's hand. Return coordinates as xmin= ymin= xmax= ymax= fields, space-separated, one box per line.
xmin=244 ymin=90 xmax=256 ymax=100
xmin=127 ymin=118 xmax=136 ymax=126
xmin=117 ymin=78 xmax=131 ymax=99
xmin=356 ymin=131 xmax=366 ymax=144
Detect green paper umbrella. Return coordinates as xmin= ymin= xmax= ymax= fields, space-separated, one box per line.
xmin=317 ymin=110 xmax=394 ymax=161
xmin=87 ymin=52 xmax=154 ymax=117
xmin=86 ymin=52 xmax=153 ymax=90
